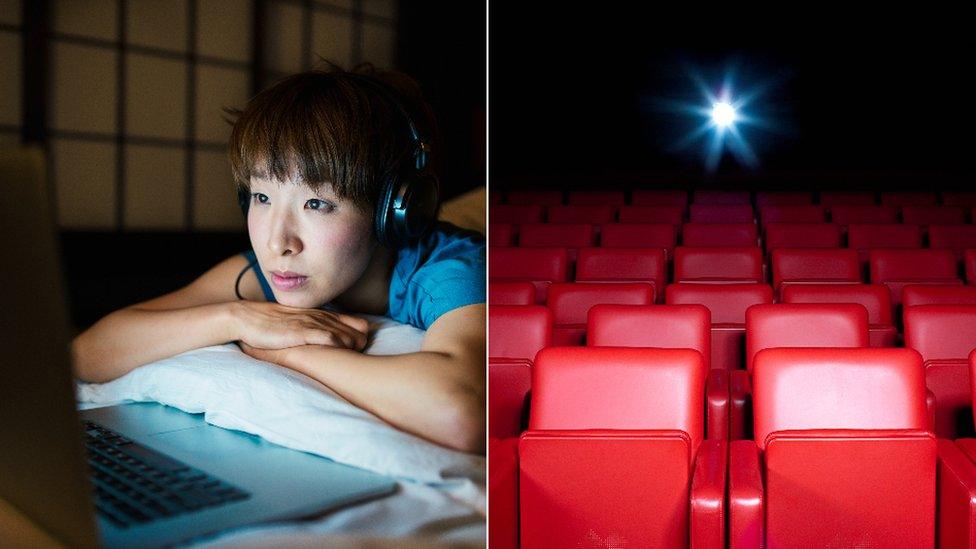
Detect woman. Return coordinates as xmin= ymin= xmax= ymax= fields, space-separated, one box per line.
xmin=72 ymin=66 xmax=486 ymax=454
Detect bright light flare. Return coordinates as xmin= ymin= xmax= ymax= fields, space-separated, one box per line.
xmin=711 ymin=101 xmax=736 ymax=127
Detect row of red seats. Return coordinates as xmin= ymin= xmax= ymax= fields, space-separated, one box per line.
xmin=493 ymin=203 xmax=976 ymax=227
xmin=490 ymin=246 xmax=976 ymax=304
xmin=491 ymin=188 xmax=976 ymax=207
xmin=490 ymin=346 xmax=976 ymax=547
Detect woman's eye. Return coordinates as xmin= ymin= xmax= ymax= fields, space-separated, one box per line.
xmin=306 ymin=199 xmax=336 ymax=213
xmin=251 ymin=192 xmax=269 ymax=204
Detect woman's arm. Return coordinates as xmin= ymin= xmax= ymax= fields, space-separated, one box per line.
xmin=241 ymin=303 xmax=486 ymax=454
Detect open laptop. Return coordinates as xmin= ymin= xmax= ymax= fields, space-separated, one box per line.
xmin=0 ymin=147 xmax=397 ymax=548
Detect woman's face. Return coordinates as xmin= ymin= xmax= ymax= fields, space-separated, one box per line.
xmin=247 ymin=175 xmax=376 ymax=309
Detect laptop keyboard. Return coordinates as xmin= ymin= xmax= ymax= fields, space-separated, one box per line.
xmin=82 ymin=419 xmax=251 ymax=528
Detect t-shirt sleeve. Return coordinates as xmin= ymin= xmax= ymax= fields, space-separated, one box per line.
xmin=388 ymin=227 xmax=486 ymax=330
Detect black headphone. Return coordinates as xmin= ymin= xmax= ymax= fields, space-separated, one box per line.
xmin=236 ymin=72 xmax=440 ymax=248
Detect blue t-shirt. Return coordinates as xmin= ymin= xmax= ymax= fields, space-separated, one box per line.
xmin=239 ymin=222 xmax=485 ymax=330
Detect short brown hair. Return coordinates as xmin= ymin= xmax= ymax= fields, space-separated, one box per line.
xmin=226 ymin=64 xmax=437 ymax=214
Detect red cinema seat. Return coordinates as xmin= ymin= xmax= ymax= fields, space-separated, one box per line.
xmin=729 ymin=348 xmax=934 ymax=548
xmin=492 ymin=204 xmax=545 ymax=225
xmin=902 ymin=205 xmax=966 ymax=227
xmin=758 ymin=204 xmax=825 ymax=226
xmin=575 ymin=248 xmax=666 ymax=302
xmin=847 ymin=223 xmax=922 ymax=271
xmin=763 ymin=223 xmax=842 ymax=253
xmin=666 ymin=282 xmax=774 ymax=372
xmin=617 ymin=205 xmax=684 ymax=225
xmin=519 ymin=347 xmax=725 ymax=548
xmin=689 ymin=203 xmax=755 ymax=224
xmin=488 ymin=437 xmax=518 ymax=549
xmin=546 ymin=205 xmax=615 ymax=225
xmin=829 ymin=205 xmax=898 ymax=226
xmin=903 ymin=284 xmax=976 ymax=308
xmin=693 ymin=189 xmax=751 ymax=204
xmin=631 ymin=189 xmax=688 ymax=207
xmin=968 ymin=250 xmax=976 ymax=285
xmin=599 ymin=223 xmax=676 ymax=258
xmin=781 ymin=283 xmax=897 ymax=347
xmin=770 ymin=248 xmax=860 ymax=295
xmin=682 ymin=222 xmax=758 ymax=247
xmin=928 ymin=225 xmax=976 ymax=261
xmin=489 ymin=281 xmax=536 ymax=306
xmin=673 ymin=246 xmax=764 ymax=284
xmin=881 ymin=191 xmax=938 ymax=206
xmin=506 ymin=189 xmax=563 ymax=206
xmin=546 ymin=282 xmax=654 ymax=346
xmin=518 ymin=223 xmax=595 ymax=266
xmin=567 ymin=190 xmax=626 ymax=206
xmin=942 ymin=191 xmax=976 ymax=207
xmin=489 ymin=305 xmax=552 ymax=438
xmin=903 ymin=305 xmax=976 ymax=438
xmin=936 ymin=433 xmax=976 ymax=549
xmin=489 ymin=223 xmax=515 ymax=247
xmin=869 ymin=249 xmax=961 ymax=307
xmin=489 ymin=247 xmax=568 ymax=304
xmin=755 ymin=191 xmax=813 ymax=208
xmin=489 ymin=189 xmax=502 ymax=205
xmin=588 ymin=303 xmax=731 ymax=440
xmin=819 ymin=190 xmax=876 ymax=206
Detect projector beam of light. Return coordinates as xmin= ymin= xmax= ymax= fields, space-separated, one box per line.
xmin=711 ymin=102 xmax=736 ymax=127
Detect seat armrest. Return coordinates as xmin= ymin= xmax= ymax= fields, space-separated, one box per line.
xmin=706 ymin=369 xmax=729 ymax=440
xmin=729 ymin=370 xmax=751 ymax=440
xmin=729 ymin=440 xmax=763 ymax=549
xmin=937 ymin=439 xmax=976 ymax=549
xmin=691 ymin=439 xmax=728 ymax=549
xmin=489 ymin=437 xmax=519 ymax=549
xmin=925 ymin=388 xmax=936 ymax=433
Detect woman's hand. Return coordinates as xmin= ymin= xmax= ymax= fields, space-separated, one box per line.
xmin=237 ymin=341 xmax=293 ymax=364
xmin=231 ymin=301 xmax=369 ymax=351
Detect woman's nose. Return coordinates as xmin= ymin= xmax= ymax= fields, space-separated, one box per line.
xmin=267 ymin=212 xmax=303 ymax=256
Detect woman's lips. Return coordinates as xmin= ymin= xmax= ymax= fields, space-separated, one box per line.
xmin=270 ymin=273 xmax=308 ymax=290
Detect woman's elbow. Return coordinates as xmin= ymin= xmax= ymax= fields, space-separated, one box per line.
xmin=438 ymin=388 xmax=486 ymax=454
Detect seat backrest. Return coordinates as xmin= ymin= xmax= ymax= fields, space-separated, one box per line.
xmin=764 ymin=223 xmax=842 ymax=253
xmin=781 ymin=283 xmax=893 ymax=326
xmin=505 ymin=190 xmax=564 ymax=206
xmin=902 ymin=285 xmax=976 ymax=308
xmin=547 ymin=282 xmax=655 ymax=330
xmin=529 ymin=347 xmax=705 ymax=450
xmin=673 ymin=246 xmax=764 ymax=283
xmin=693 ymin=189 xmax=751 ymax=204
xmin=901 ymin=206 xmax=966 ymax=226
xmin=771 ymin=248 xmax=861 ymax=290
xmin=666 ymin=282 xmax=773 ymax=324
xmin=575 ymin=248 xmax=666 ymax=297
xmin=745 ymin=303 xmax=869 ymax=373
xmin=928 ymin=225 xmax=976 ymax=254
xmin=682 ymin=222 xmax=758 ymax=247
xmin=599 ymin=223 xmax=676 ymax=255
xmin=546 ymin=205 xmax=615 ymax=225
xmin=587 ymin=304 xmax=710 ymax=366
xmin=631 ymin=189 xmax=688 ymax=207
xmin=881 ymin=191 xmax=938 ymax=207
xmin=829 ymin=205 xmax=898 ymax=225
xmin=759 ymin=205 xmax=824 ymax=225
xmin=488 ymin=359 xmax=532 ymax=438
xmin=491 ymin=204 xmax=545 ymax=225
xmin=689 ymin=203 xmax=755 ymax=224
xmin=752 ymin=347 xmax=927 ymax=449
xmin=968 ymin=250 xmax=976 ymax=285
xmin=942 ymin=192 xmax=976 ymax=207
xmin=819 ymin=191 xmax=876 ymax=206
xmin=756 ymin=191 xmax=813 ymax=208
xmin=489 ymin=247 xmax=568 ymax=303
xmin=489 ymin=223 xmax=514 ymax=247
xmin=847 ymin=224 xmax=922 ymax=251
xmin=869 ymin=249 xmax=958 ymax=282
xmin=489 ymin=305 xmax=552 ymax=363
xmin=567 ymin=190 xmax=626 ymax=206
xmin=617 ymin=205 xmax=684 ymax=225
xmin=489 ymin=281 xmax=536 ymax=306
xmin=518 ymin=223 xmax=595 ymax=250
xmin=903 ymin=305 xmax=976 ymax=363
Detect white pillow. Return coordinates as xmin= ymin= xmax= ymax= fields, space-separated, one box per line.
xmin=76 ymin=315 xmax=485 ymax=485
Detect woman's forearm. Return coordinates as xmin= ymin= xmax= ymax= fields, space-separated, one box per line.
xmin=279 ymin=345 xmax=485 ymax=454
xmin=72 ymin=303 xmax=239 ymax=383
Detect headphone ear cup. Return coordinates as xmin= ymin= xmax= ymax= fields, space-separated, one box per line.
xmin=374 ymin=175 xmax=399 ymax=247
xmin=397 ymin=172 xmax=440 ymax=240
